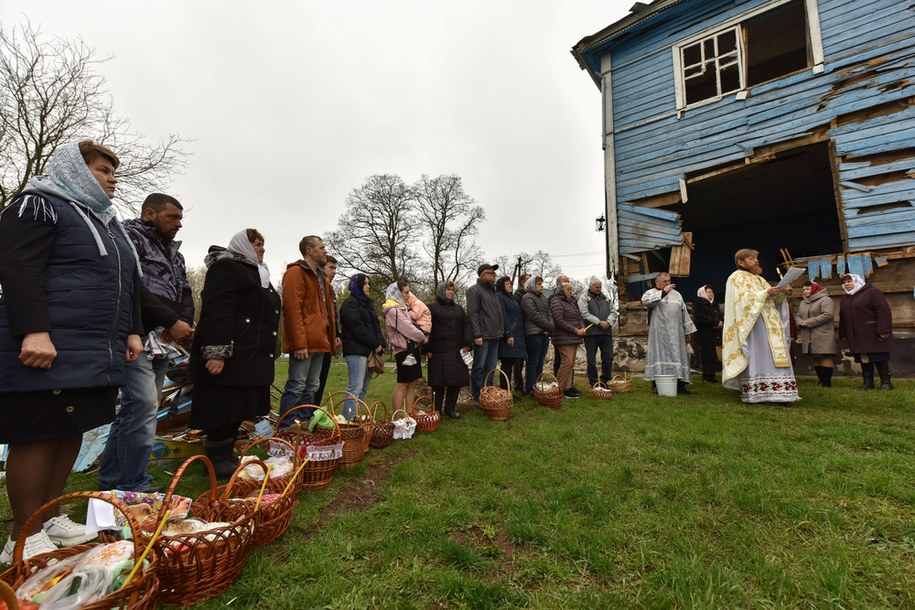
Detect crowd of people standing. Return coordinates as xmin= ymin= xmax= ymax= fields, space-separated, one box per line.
xmin=0 ymin=139 xmax=901 ymax=565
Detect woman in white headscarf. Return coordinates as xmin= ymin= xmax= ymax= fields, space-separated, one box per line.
xmin=692 ymin=284 xmax=723 ymax=382
xmin=838 ymin=273 xmax=895 ymax=390
xmin=0 ymin=140 xmax=143 ymax=563
xmin=189 ymin=228 xmax=281 ymax=477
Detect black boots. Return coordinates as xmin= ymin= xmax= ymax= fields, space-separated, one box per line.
xmin=814 ymin=366 xmax=833 ymax=387
xmin=204 ymin=438 xmax=238 ymax=479
xmin=875 ymin=361 xmax=894 ymax=390
xmin=861 ymin=363 xmax=875 ymax=390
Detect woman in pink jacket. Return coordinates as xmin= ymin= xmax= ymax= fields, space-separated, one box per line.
xmin=383 ymin=281 xmax=428 ymax=414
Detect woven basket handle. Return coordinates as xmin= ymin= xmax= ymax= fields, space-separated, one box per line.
xmin=593 ymin=380 xmax=609 ymax=390
xmin=321 ymin=390 xmax=359 ymax=419
xmin=391 ymin=408 xmax=411 ymax=422
xmin=271 ymin=403 xmax=320 ymax=436
xmin=412 ymin=395 xmax=434 ymax=414
xmin=14 ymin=490 xmax=145 ymax=568
xmin=0 ymin=580 xmax=18 ymax=610
xmin=536 ymin=372 xmax=559 ymax=385
xmin=220 ymin=457 xmax=270 ymax=501
xmin=369 ymin=400 xmax=389 ymax=421
xmin=158 ymin=454 xmax=218 ymax=523
xmin=483 ymin=367 xmax=511 ymax=392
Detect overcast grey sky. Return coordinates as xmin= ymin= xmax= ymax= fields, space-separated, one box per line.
xmin=2 ymin=1 xmax=630 ymax=283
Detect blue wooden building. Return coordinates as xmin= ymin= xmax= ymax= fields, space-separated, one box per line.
xmin=572 ymin=0 xmax=915 ymax=374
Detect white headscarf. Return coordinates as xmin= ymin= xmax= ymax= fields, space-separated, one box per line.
xmin=842 ymin=273 xmax=866 ymax=296
xmin=228 ymin=230 xmax=271 ymax=288
xmin=697 ymin=285 xmax=714 ymax=303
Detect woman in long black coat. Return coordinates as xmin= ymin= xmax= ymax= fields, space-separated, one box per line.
xmin=424 ymin=280 xmax=472 ymax=419
xmin=693 ymin=284 xmax=723 ymax=382
xmin=189 ymin=229 xmax=281 ymax=476
xmin=838 ymin=273 xmax=895 ymax=390
xmin=496 ymin=276 xmax=527 ymax=395
xmin=339 ymin=274 xmax=386 ymax=418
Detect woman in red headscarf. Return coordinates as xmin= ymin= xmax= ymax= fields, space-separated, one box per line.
xmin=796 ymin=281 xmax=836 ymax=387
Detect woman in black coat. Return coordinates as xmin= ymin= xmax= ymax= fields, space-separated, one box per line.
xmin=339 ymin=274 xmax=386 ymax=417
xmin=189 ymin=229 xmax=281 ymax=476
xmin=425 ymin=280 xmax=472 ymax=419
xmin=496 ymin=276 xmax=527 ymax=395
xmin=693 ymin=284 xmax=723 ymax=382
xmin=838 ymin=273 xmax=895 ymax=390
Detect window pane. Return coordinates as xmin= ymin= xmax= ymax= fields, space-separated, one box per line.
xmin=703 ymin=39 xmax=715 ymax=59
xmin=683 ymin=43 xmax=701 ymax=66
xmin=684 ymin=64 xmax=704 ymax=78
xmin=718 ymin=30 xmax=737 ymax=54
xmin=720 ymin=62 xmax=741 ymax=94
xmin=686 ymin=68 xmax=717 ymax=105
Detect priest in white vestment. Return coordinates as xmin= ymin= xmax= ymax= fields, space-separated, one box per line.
xmin=722 ymin=249 xmax=800 ymax=404
xmin=642 ymin=273 xmax=696 ymax=393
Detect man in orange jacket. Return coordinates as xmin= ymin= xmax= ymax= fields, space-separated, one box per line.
xmin=279 ymin=235 xmax=337 ymax=424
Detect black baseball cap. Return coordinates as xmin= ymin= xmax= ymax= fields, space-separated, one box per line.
xmin=477 ymin=263 xmax=499 ymax=275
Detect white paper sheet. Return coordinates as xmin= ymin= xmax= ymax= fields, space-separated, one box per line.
xmin=776 ymin=267 xmax=805 ymax=288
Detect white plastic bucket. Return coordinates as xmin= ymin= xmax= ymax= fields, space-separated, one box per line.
xmin=655 ymin=375 xmax=678 ymax=397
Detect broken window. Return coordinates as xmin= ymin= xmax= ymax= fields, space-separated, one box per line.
xmin=676 ymin=0 xmax=811 ymax=107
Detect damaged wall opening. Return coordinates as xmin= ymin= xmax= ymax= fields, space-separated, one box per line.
xmin=660 ymin=141 xmax=843 ymax=298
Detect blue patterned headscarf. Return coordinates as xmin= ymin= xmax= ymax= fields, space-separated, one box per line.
xmin=349 ymin=274 xmax=370 ymax=302
xmin=29 ymin=141 xmax=117 ymax=225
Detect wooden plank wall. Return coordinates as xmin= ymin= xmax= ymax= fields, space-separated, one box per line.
xmin=604 ymin=0 xmax=915 ymax=252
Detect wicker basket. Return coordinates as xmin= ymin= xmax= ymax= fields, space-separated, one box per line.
xmin=412 ymin=395 xmax=440 ymax=432
xmin=0 ymin=580 xmax=18 ymax=610
xmin=590 ymin=381 xmax=614 ymax=400
xmin=323 ymin=390 xmax=372 ymax=450
xmin=480 ymin=369 xmax=513 ymax=420
xmin=209 ymin=458 xmax=298 ymax=547
xmin=152 ymin=455 xmax=257 ymax=606
xmin=607 ymin=374 xmax=632 ymax=393
xmin=533 ymin=372 xmax=563 ymax=410
xmin=0 ymin=491 xmax=160 ymax=609
xmin=272 ymin=406 xmax=342 ymax=490
xmin=369 ymin=401 xmax=395 ymax=449
xmin=318 ymin=392 xmax=369 ymax=470
xmin=391 ymin=409 xmax=416 ymax=440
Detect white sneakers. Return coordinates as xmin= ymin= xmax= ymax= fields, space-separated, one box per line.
xmin=0 ymin=515 xmax=96 ymax=565
xmin=0 ymin=530 xmax=57 ymax=564
xmin=42 ymin=515 xmax=96 ymax=546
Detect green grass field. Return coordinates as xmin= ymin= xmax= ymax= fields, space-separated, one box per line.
xmin=2 ymin=359 xmax=913 ymax=609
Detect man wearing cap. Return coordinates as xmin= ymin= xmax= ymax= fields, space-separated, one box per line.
xmin=465 ymin=263 xmax=512 ymax=401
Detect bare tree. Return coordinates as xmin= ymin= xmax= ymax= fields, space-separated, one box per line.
xmin=414 ymin=174 xmax=485 ymax=292
xmin=325 ymin=174 xmax=421 ymax=289
xmin=491 ymin=250 xmax=563 ymax=285
xmin=0 ymin=22 xmax=187 ymax=213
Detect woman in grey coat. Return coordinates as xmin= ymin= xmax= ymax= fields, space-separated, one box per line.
xmin=796 ymin=281 xmax=836 ymax=387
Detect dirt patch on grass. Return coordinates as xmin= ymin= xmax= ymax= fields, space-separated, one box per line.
xmin=304 ymin=446 xmax=418 ymax=535
xmin=450 ymin=525 xmax=520 ymax=575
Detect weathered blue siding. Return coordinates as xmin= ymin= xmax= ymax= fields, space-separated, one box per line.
xmin=595 ymin=0 xmax=915 ymax=253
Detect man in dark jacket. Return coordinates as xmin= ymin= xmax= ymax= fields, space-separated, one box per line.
xmin=99 ymin=193 xmax=194 ymax=492
xmin=577 ymin=277 xmax=618 ymax=387
xmin=465 ymin=263 xmax=510 ymax=401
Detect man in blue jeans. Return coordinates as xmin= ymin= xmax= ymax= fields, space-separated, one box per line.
xmin=465 ymin=263 xmax=511 ymax=401
xmin=279 ymin=235 xmax=337 ymax=426
xmin=99 ymin=194 xmax=194 ymax=492
xmin=578 ymin=277 xmax=618 ymax=387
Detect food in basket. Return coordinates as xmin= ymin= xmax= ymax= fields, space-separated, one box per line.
xmin=534 ymin=381 xmax=559 ymax=392
xmin=236 ymin=455 xmax=294 ymax=480
xmin=16 ymin=540 xmax=142 ymax=608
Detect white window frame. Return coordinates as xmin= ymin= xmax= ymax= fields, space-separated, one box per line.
xmin=672 ymin=0 xmax=825 ymax=111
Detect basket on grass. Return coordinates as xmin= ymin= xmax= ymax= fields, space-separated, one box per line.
xmin=323 ymin=390 xmax=373 ymax=452
xmin=532 ymin=372 xmax=563 ymax=410
xmin=272 ymin=405 xmax=342 ymax=490
xmin=607 ymin=373 xmax=632 ymax=393
xmin=392 ymin=408 xmax=416 ymax=440
xmin=590 ymin=380 xmax=613 ymax=400
xmin=207 ymin=457 xmax=299 ymax=547
xmin=151 ymin=455 xmax=257 ymax=607
xmin=480 ymin=369 xmax=513 ymax=420
xmin=0 ymin=491 xmax=160 ymax=610
xmin=368 ymin=401 xmax=395 ymax=449
xmin=317 ymin=392 xmax=369 ymax=470
xmin=412 ymin=395 xmax=440 ymax=432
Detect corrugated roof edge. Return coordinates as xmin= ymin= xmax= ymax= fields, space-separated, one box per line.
xmin=570 ymin=0 xmax=689 ymax=79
